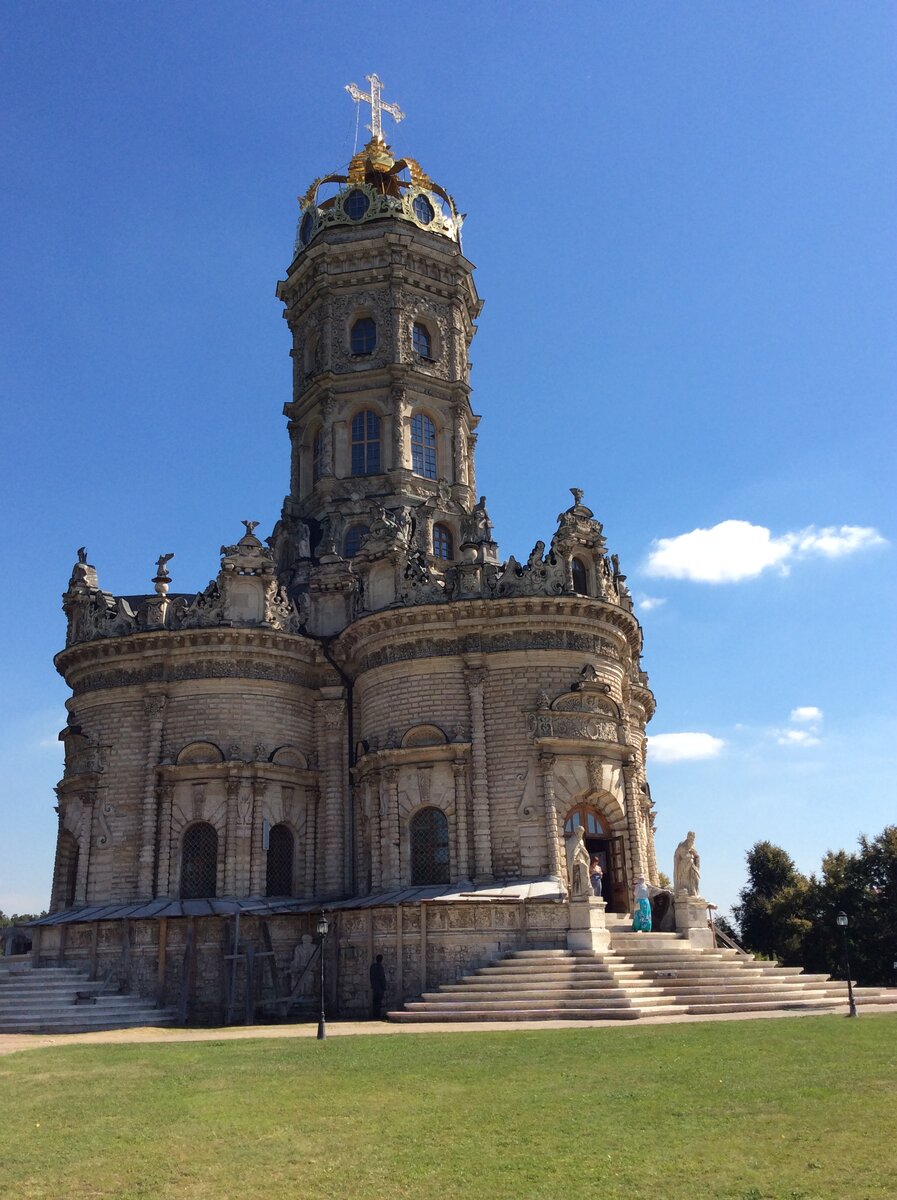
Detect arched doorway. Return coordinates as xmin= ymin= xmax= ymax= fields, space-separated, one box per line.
xmin=563 ymin=805 xmax=629 ymax=913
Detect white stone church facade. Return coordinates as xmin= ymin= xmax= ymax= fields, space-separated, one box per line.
xmin=39 ymin=110 xmax=674 ymax=1020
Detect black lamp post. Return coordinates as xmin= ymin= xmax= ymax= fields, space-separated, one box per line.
xmin=835 ymin=911 xmax=858 ymax=1018
xmin=316 ymin=911 xmax=329 ymax=1040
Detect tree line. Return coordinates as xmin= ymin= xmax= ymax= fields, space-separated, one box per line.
xmin=724 ymin=826 xmax=896 ymax=987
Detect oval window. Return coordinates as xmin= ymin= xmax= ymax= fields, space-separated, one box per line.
xmin=344 ymin=189 xmax=370 ymax=220
xmin=412 ymin=194 xmax=434 ymax=225
xmin=299 ymin=211 xmax=315 ymax=246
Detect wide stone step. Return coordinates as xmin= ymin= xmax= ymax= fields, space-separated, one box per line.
xmin=390 ymin=1007 xmax=646 ymax=1022
xmin=475 ymin=967 xmax=616 ymax=980
xmin=1 ymin=1012 xmax=178 ymax=1034
xmin=0 ymin=964 xmax=176 ymax=1034
xmin=655 ymin=980 xmax=836 ymax=996
xmin=407 ymin=994 xmax=638 ymax=1010
xmin=422 ymin=987 xmax=633 ymax=1002
xmin=683 ymin=998 xmax=839 ymax=1015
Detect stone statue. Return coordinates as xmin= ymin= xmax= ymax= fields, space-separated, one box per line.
xmin=294 ymin=519 xmax=311 ymax=560
xmin=566 ymin=825 xmax=592 ymax=898
xmin=673 ymin=831 xmax=701 ymax=896
xmin=461 ymin=496 xmax=493 ymax=545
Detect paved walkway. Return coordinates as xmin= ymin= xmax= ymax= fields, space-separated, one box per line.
xmin=3 ymin=1001 xmax=895 ymax=1056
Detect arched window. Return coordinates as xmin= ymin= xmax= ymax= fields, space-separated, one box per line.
xmin=56 ymin=830 xmax=79 ymax=909
xmin=410 ymin=807 xmax=450 ymax=885
xmin=312 ymin=428 xmax=323 ymax=483
xmin=564 ymin=807 xmax=607 ymax=838
xmin=180 ymin=822 xmax=218 ymax=899
xmin=412 ymin=322 xmax=432 ymax=359
xmin=411 ymin=412 xmax=437 ymax=479
xmin=351 ymin=410 xmax=381 ymax=475
xmin=432 ymin=523 xmax=454 ymax=561
xmin=266 ymin=824 xmax=295 ymax=896
xmin=351 ymin=317 xmax=377 ymax=356
xmin=344 ymin=524 xmax=369 ymax=558
xmin=572 ymin=558 xmax=589 ymax=595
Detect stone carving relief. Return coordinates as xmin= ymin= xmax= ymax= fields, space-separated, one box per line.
xmin=95 ymin=796 xmax=115 ymax=848
xmin=529 ymin=669 xmax=624 ymax=744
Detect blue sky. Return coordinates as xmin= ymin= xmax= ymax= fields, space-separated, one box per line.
xmin=2 ymin=2 xmax=894 ymax=917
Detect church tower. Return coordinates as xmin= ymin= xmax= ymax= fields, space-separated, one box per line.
xmin=272 ymin=76 xmax=488 ymax=630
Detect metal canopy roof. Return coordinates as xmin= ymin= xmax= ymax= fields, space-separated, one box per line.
xmin=30 ymin=878 xmax=566 ymax=926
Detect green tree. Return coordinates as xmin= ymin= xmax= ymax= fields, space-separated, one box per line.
xmin=734 ymin=828 xmax=897 ymax=986
xmin=732 ymin=841 xmax=812 ymax=963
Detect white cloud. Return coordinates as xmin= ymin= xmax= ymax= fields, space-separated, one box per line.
xmin=648 ymin=732 xmax=725 ymax=763
xmin=777 ymin=729 xmax=821 ymax=747
xmin=790 ymin=706 xmax=822 ymax=724
xmin=637 ymin=594 xmax=667 ymax=612
xmin=644 ymin=520 xmax=885 ymax=584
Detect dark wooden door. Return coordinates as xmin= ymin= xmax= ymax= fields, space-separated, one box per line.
xmin=608 ymin=836 xmax=629 ymax=913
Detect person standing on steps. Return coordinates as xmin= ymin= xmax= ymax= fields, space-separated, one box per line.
xmin=369 ymin=954 xmax=387 ymax=1019
xmin=631 ymin=876 xmax=652 ymax=932
xmin=589 ymin=856 xmax=604 ymax=898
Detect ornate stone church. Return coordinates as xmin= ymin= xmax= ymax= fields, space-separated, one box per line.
xmin=37 ymin=78 xmax=703 ymax=1023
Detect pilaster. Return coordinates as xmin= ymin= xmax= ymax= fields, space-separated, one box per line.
xmin=464 ymin=660 xmax=493 ymax=882
xmin=451 ymin=758 xmax=470 ymax=881
xmin=538 ymin=753 xmax=562 ymax=882
xmin=137 ymin=693 xmax=167 ymax=897
xmin=368 ymin=771 xmax=382 ymax=891
xmin=317 ymin=692 xmax=347 ymax=897
xmin=381 ymin=767 xmax=400 ymax=888
xmin=155 ymin=781 xmax=174 ymax=897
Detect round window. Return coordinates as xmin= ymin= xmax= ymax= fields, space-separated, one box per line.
xmin=412 ymin=193 xmax=434 ymax=225
xmin=344 ymin=189 xmax=370 ymax=220
xmin=299 ymin=211 xmax=315 ymax=246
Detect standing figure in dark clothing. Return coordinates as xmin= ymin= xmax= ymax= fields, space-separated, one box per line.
xmin=369 ymin=954 xmax=387 ymax=1019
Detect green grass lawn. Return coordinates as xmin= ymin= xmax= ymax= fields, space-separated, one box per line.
xmin=1 ymin=1016 xmax=895 ymax=1200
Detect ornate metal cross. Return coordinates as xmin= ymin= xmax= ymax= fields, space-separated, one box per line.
xmin=345 ymin=73 xmax=405 ymax=142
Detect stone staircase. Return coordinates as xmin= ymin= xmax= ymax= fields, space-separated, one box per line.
xmin=0 ymin=960 xmax=178 ymax=1034
xmin=389 ymin=932 xmax=893 ymax=1023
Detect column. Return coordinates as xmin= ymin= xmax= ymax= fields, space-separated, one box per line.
xmin=452 ymin=404 xmax=468 ymax=487
xmin=464 ymin=662 xmax=493 ymax=883
xmin=317 ymin=695 xmax=347 ymax=897
xmin=381 ymin=768 xmax=400 ymax=888
xmin=76 ymin=793 xmax=94 ymax=904
xmin=368 ymin=772 xmax=382 ymax=892
xmin=288 ymin=419 xmax=302 ymax=496
xmin=538 ymin=754 xmax=562 ymax=882
xmin=320 ymin=397 xmax=334 ymax=477
xmin=466 ymin=434 xmax=477 ymax=496
xmin=303 ymin=786 xmax=318 ymax=896
xmin=249 ymin=777 xmax=268 ymax=896
xmin=391 ymin=385 xmax=407 ymax=471
xmin=621 ymin=760 xmax=649 ymax=885
xmin=137 ymin=694 xmax=167 ymax=897
xmin=224 ymin=776 xmax=241 ymax=896
xmin=451 ymin=759 xmax=470 ymax=880
xmin=156 ymin=781 xmax=174 ymax=896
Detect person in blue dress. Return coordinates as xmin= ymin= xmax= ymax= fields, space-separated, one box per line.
xmin=632 ymin=876 xmax=652 ymax=932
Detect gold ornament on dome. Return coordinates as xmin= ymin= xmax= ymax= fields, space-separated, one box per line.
xmin=344 ymin=72 xmax=405 ymax=144
xmin=291 ymin=75 xmax=465 ymax=259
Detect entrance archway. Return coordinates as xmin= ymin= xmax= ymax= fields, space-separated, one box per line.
xmin=563 ymin=805 xmax=629 ymax=913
